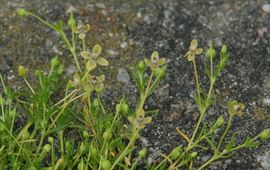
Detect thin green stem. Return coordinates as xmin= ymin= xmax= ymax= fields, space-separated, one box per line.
xmin=27 ymin=12 xmax=56 ymax=30
xmin=217 ymin=114 xmax=232 ymax=150
xmin=192 ymin=59 xmax=200 ymax=100
xmin=136 ymin=73 xmax=153 ymax=115
xmin=110 ymin=129 xmax=139 ymax=170
xmin=35 ymin=131 xmax=46 ymax=157
xmin=0 ymin=74 xmax=7 ymax=93
xmin=82 ymin=38 xmax=86 ymax=51
xmin=197 ymin=156 xmax=218 ymax=170
xmin=188 ymin=110 xmax=205 ymax=147
xmin=24 ymin=78 xmax=35 ymax=94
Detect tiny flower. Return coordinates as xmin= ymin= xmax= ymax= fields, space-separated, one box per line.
xmin=184 ymin=39 xmax=203 ymax=61
xmin=72 ymin=21 xmax=90 ymax=39
xmin=128 ymin=109 xmax=152 ymax=129
xmin=144 ymin=51 xmax=166 ymax=70
xmin=84 ymin=74 xmax=105 ymax=93
xmin=227 ymin=100 xmax=245 ymax=117
xmin=81 ymin=44 xmax=109 ymax=71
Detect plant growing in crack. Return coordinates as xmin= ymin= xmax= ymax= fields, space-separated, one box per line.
xmin=153 ymin=39 xmax=270 ymax=170
xmin=0 ymin=9 xmax=167 ymax=170
xmin=0 ymin=9 xmax=268 ymax=170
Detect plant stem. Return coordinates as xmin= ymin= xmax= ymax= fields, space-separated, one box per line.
xmin=192 ymin=59 xmax=201 ymax=100
xmin=197 ymin=156 xmax=218 ymax=170
xmin=24 ymin=78 xmax=35 ymax=94
xmin=188 ymin=110 xmax=205 ymax=147
xmin=136 ymin=73 xmax=153 ymax=115
xmin=35 ymin=131 xmax=46 ymax=159
xmin=27 ymin=12 xmax=82 ymax=73
xmin=110 ymin=129 xmax=139 ymax=170
xmin=217 ymin=114 xmax=232 ymax=150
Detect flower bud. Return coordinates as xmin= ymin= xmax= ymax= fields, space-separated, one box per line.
xmin=50 ymin=56 xmax=60 ymax=67
xmin=17 ymin=9 xmax=28 ymax=17
xmin=43 ymin=144 xmax=51 ymax=152
xmin=92 ymin=98 xmax=99 ymax=108
xmin=83 ymin=130 xmax=90 ymax=138
xmin=170 ymin=146 xmax=181 ymax=160
xmin=221 ymin=45 xmax=227 ymax=54
xmin=34 ymin=69 xmax=41 ymax=77
xmin=116 ymin=104 xmax=121 ymax=113
xmin=121 ymin=103 xmax=129 ymax=114
xmin=138 ymin=60 xmax=146 ymax=70
xmin=138 ymin=148 xmax=147 ymax=158
xmin=48 ymin=137 xmax=54 ymax=143
xmin=103 ymin=129 xmax=112 ymax=141
xmin=206 ymin=47 xmax=216 ymax=59
xmin=215 ymin=115 xmax=224 ymax=128
xmin=68 ymin=13 xmax=76 ymax=28
xmin=259 ymin=129 xmax=270 ymax=140
xmin=101 ymin=159 xmax=111 ymax=170
xmin=90 ymin=145 xmax=97 ymax=157
xmin=18 ymin=65 xmax=27 ymax=77
xmin=190 ymin=152 xmax=198 ymax=158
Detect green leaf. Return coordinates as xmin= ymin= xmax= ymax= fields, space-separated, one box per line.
xmin=204 ymin=137 xmax=217 ymax=151
xmin=144 ymin=109 xmax=159 ymax=116
xmin=244 ymin=137 xmax=259 ymax=148
xmin=225 ymin=133 xmax=236 ymax=152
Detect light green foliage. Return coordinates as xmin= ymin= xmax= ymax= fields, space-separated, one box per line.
xmin=0 ymin=9 xmax=267 ymax=170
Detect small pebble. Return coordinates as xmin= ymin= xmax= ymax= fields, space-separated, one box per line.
xmin=262 ymin=4 xmax=270 ymax=13
xmin=120 ymin=42 xmax=128 ymax=49
xmin=117 ymin=68 xmax=130 ymax=84
xmin=95 ymin=3 xmax=106 ymax=9
xmin=262 ymin=98 xmax=270 ymax=105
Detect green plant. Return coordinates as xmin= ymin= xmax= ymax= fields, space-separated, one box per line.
xmin=0 ymin=9 xmax=268 ymax=170
xmin=152 ymin=40 xmax=270 ymax=170
xmin=0 ymin=9 xmax=167 ymax=170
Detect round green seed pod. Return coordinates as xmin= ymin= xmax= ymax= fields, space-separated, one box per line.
xmin=221 ymin=45 xmax=227 ymax=54
xmin=43 ymin=144 xmax=51 ymax=152
xmin=121 ymin=103 xmax=129 ymax=114
xmin=90 ymin=145 xmax=98 ymax=157
xmin=190 ymin=152 xmax=198 ymax=158
xmin=18 ymin=65 xmax=27 ymax=77
xmin=48 ymin=137 xmax=54 ymax=143
xmin=93 ymin=98 xmax=99 ymax=108
xmin=101 ymin=159 xmax=111 ymax=170
xmin=259 ymin=129 xmax=270 ymax=140
xmin=103 ymin=129 xmax=112 ymax=141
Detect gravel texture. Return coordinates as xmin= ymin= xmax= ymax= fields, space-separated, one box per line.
xmin=0 ymin=0 xmax=269 ymax=169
